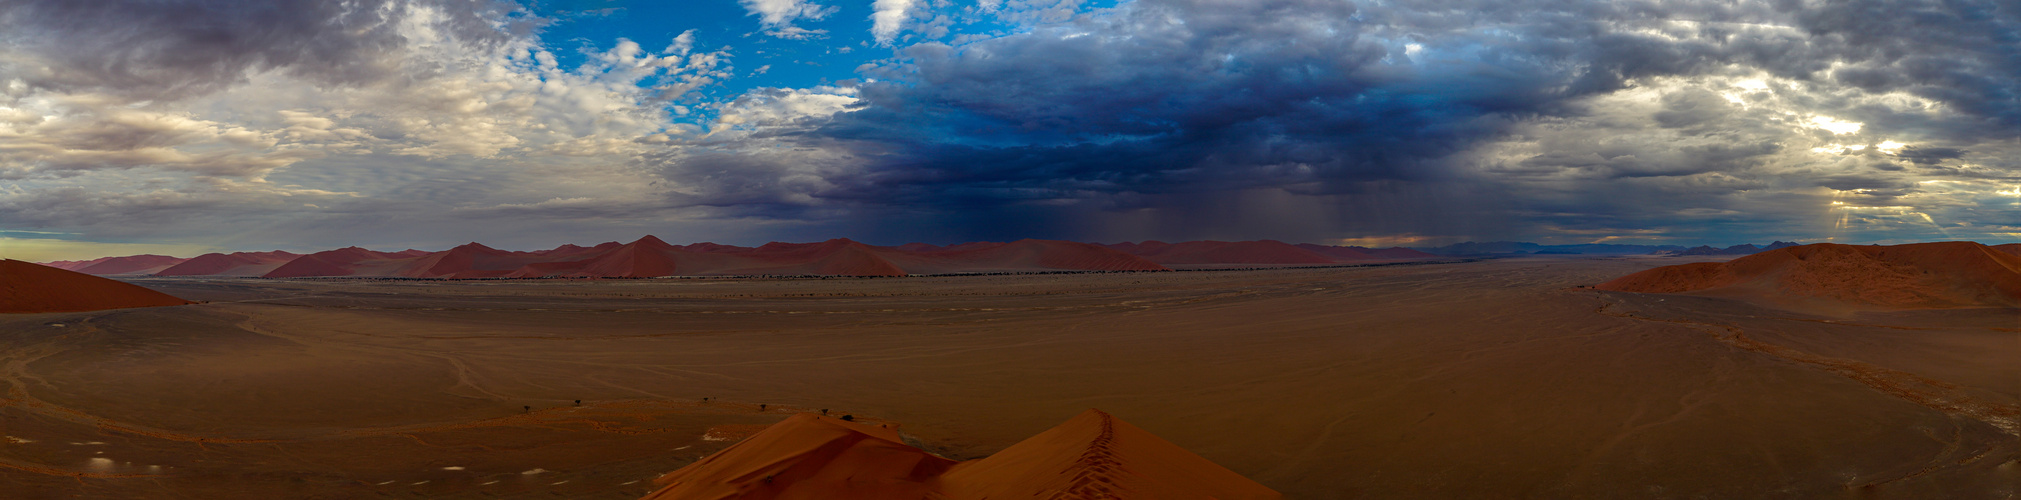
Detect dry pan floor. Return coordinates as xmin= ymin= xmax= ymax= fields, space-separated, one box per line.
xmin=1 ymin=257 xmax=2017 ymax=498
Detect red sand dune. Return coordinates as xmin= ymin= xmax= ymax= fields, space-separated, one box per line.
xmin=710 ymin=239 xmax=908 ymax=277
xmin=38 ymin=257 xmax=108 ymax=271
xmin=643 ymin=409 xmax=1279 ymax=500
xmin=1596 ymin=242 xmax=2021 ymax=309
xmin=156 ymin=251 xmax=300 ymax=277
xmin=392 ymin=242 xmax=579 ymax=279
xmin=1 ymin=260 xmax=193 ymax=313
xmin=939 ymin=409 xmax=1281 ymax=499
xmin=1994 ymin=243 xmax=2021 ymax=257
xmin=643 ymin=414 xmax=955 ymax=499
xmin=561 ymin=236 xmax=684 ymax=277
xmin=71 ymin=254 xmax=188 ymax=275
xmin=262 ymin=247 xmax=422 ymax=278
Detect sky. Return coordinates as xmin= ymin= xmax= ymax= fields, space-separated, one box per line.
xmin=1 ymin=0 xmax=2018 ymax=260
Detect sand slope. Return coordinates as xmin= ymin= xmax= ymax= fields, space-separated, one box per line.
xmin=0 ymin=259 xmax=192 ymax=313
xmin=156 ymin=251 xmax=301 ymax=277
xmin=643 ymin=409 xmax=1279 ymax=500
xmin=1597 ymin=242 xmax=2021 ymax=309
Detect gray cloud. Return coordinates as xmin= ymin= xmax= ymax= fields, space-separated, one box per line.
xmin=0 ymin=0 xmax=529 ymax=100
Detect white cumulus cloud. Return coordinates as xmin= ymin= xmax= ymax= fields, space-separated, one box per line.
xmin=741 ymin=0 xmax=837 ymax=38
xmin=871 ymin=0 xmax=917 ymax=45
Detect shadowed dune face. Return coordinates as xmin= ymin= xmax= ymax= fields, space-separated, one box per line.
xmin=0 ymin=260 xmax=191 ymax=313
xmin=1596 ymin=242 xmax=2021 ymax=310
xmin=3 ymin=257 xmax=2018 ymax=498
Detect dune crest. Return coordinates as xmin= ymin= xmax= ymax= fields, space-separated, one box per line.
xmin=156 ymin=251 xmax=300 ymax=276
xmin=70 ymin=254 xmax=189 ymax=275
xmin=0 ymin=260 xmax=193 ymax=313
xmin=1596 ymin=242 xmax=2021 ymax=309
xmin=643 ymin=413 xmax=955 ymax=499
xmin=642 ymin=409 xmax=1280 ymax=500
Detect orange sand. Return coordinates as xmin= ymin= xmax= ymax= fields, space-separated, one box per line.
xmin=0 ymin=259 xmax=192 ymax=313
xmin=644 ymin=414 xmax=955 ymax=499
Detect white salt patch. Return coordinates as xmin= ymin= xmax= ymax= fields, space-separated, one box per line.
xmin=481 ymin=480 xmax=499 ymax=485
xmin=411 ymin=481 xmax=429 ymax=485
xmin=621 ymin=480 xmax=639 ymax=485
xmin=522 ymin=468 xmax=548 ymax=475
xmin=376 ymin=480 xmax=395 ymax=485
xmin=4 ymin=436 xmax=31 ymax=444
xmin=441 ymin=466 xmax=465 ymax=471
xmin=673 ymin=445 xmax=690 ymax=450
xmin=551 ymin=480 xmax=569 ymax=485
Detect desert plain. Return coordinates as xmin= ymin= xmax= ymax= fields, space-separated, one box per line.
xmin=3 ymin=255 xmax=2019 ymax=498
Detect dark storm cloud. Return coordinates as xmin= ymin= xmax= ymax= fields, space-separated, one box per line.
xmin=645 ymin=0 xmax=2021 ymax=242
xmin=0 ymin=0 xmax=528 ymax=99
xmin=1894 ymin=146 xmax=1967 ymax=166
xmin=671 ymin=0 xmax=1558 ymax=215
